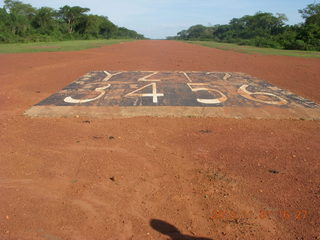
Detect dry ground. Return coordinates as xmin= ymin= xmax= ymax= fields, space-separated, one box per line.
xmin=0 ymin=40 xmax=319 ymax=240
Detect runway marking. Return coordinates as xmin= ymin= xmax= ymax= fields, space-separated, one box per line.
xmin=187 ymin=83 xmax=228 ymax=104
xmin=64 ymin=84 xmax=111 ymax=104
xmin=182 ymin=72 xmax=192 ymax=82
xmin=238 ymin=84 xmax=288 ymax=105
xmin=125 ymin=83 xmax=164 ymax=103
xmin=25 ymin=71 xmax=320 ymax=120
xmin=223 ymin=73 xmax=231 ymax=80
xmin=138 ymin=71 xmax=160 ymax=82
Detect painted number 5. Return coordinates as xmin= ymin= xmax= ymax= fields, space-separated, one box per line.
xmin=187 ymin=83 xmax=228 ymax=104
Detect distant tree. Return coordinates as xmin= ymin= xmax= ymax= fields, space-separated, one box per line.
xmin=0 ymin=7 xmax=13 ymax=42
xmin=75 ymin=15 xmax=117 ymax=39
xmin=32 ymin=7 xmax=58 ymax=34
xmin=297 ymin=3 xmax=320 ymax=50
xmin=98 ymin=17 xmax=117 ymax=38
xmin=116 ymin=27 xmax=142 ymax=39
xmin=4 ymin=0 xmax=36 ymax=17
xmin=229 ymin=12 xmax=287 ymax=39
xmin=186 ymin=24 xmax=207 ymax=39
xmin=177 ymin=30 xmax=188 ymax=39
xmin=0 ymin=0 xmax=144 ymax=43
xmin=3 ymin=0 xmax=37 ymax=38
xmin=58 ymin=5 xmax=89 ymax=33
xmin=212 ymin=24 xmax=232 ymax=41
xmin=299 ymin=3 xmax=320 ymax=25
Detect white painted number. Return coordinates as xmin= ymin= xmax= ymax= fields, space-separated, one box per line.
xmin=187 ymin=83 xmax=228 ymax=104
xmin=238 ymin=84 xmax=288 ymax=105
xmin=64 ymin=71 xmax=289 ymax=106
xmin=64 ymin=84 xmax=111 ymax=104
xmin=64 ymin=71 xmax=122 ymax=104
xmin=223 ymin=73 xmax=231 ymax=80
xmin=125 ymin=83 xmax=164 ymax=103
xmin=182 ymin=72 xmax=192 ymax=82
xmin=102 ymin=71 xmax=122 ymax=81
xmin=138 ymin=72 xmax=160 ymax=81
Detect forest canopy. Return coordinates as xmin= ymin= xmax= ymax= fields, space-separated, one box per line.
xmin=167 ymin=3 xmax=320 ymax=51
xmin=0 ymin=0 xmax=145 ymax=43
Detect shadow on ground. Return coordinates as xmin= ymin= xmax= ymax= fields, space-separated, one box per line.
xmin=150 ymin=219 xmax=212 ymax=240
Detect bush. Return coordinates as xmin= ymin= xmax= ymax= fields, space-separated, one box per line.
xmin=283 ymin=39 xmax=306 ymax=50
xmin=0 ymin=32 xmax=18 ymax=43
xmin=253 ymin=37 xmax=282 ymax=48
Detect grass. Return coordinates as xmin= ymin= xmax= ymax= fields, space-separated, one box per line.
xmin=186 ymin=40 xmax=320 ymax=58
xmin=0 ymin=39 xmax=134 ymax=54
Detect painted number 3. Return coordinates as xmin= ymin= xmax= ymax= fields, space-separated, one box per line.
xmin=64 ymin=84 xmax=111 ymax=104
xmin=64 ymin=71 xmax=121 ymax=104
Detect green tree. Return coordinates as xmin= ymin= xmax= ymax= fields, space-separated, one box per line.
xmin=4 ymin=0 xmax=36 ymax=17
xmin=212 ymin=24 xmax=232 ymax=41
xmin=299 ymin=3 xmax=320 ymax=25
xmin=32 ymin=7 xmax=58 ymax=34
xmin=229 ymin=12 xmax=287 ymax=39
xmin=297 ymin=3 xmax=320 ymax=50
xmin=116 ymin=27 xmax=143 ymax=39
xmin=0 ymin=0 xmax=144 ymax=43
xmin=186 ymin=24 xmax=207 ymax=39
xmin=0 ymin=7 xmax=15 ymax=42
xmin=99 ymin=17 xmax=117 ymax=38
xmin=4 ymin=0 xmax=36 ymax=39
xmin=58 ymin=5 xmax=90 ymax=33
xmin=177 ymin=30 xmax=188 ymax=39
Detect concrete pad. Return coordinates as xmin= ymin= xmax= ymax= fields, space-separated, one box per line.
xmin=25 ymin=71 xmax=320 ymax=119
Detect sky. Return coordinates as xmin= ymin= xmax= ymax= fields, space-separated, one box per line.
xmin=0 ymin=0 xmax=317 ymax=39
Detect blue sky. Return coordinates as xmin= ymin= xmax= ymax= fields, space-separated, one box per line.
xmin=0 ymin=0 xmax=317 ymax=39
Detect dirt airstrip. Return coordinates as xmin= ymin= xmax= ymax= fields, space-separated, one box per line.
xmin=0 ymin=40 xmax=319 ymax=240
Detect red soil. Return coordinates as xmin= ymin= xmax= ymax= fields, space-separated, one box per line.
xmin=0 ymin=40 xmax=319 ymax=240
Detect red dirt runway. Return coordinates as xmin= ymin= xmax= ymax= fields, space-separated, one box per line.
xmin=0 ymin=40 xmax=319 ymax=240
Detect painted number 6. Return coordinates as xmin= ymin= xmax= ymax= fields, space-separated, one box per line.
xmin=238 ymin=84 xmax=288 ymax=105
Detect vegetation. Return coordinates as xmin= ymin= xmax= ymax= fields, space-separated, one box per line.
xmin=0 ymin=0 xmax=145 ymax=43
xmin=167 ymin=3 xmax=320 ymax=51
xmin=187 ymin=41 xmax=320 ymax=58
xmin=0 ymin=39 xmax=133 ymax=54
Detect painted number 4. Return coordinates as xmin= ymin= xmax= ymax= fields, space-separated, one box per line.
xmin=125 ymin=83 xmax=164 ymax=103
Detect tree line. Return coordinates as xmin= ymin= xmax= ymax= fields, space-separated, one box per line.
xmin=0 ymin=0 xmax=145 ymax=43
xmin=167 ymin=3 xmax=320 ymax=51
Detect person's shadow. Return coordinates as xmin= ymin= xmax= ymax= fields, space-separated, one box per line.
xmin=150 ymin=219 xmax=213 ymax=240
